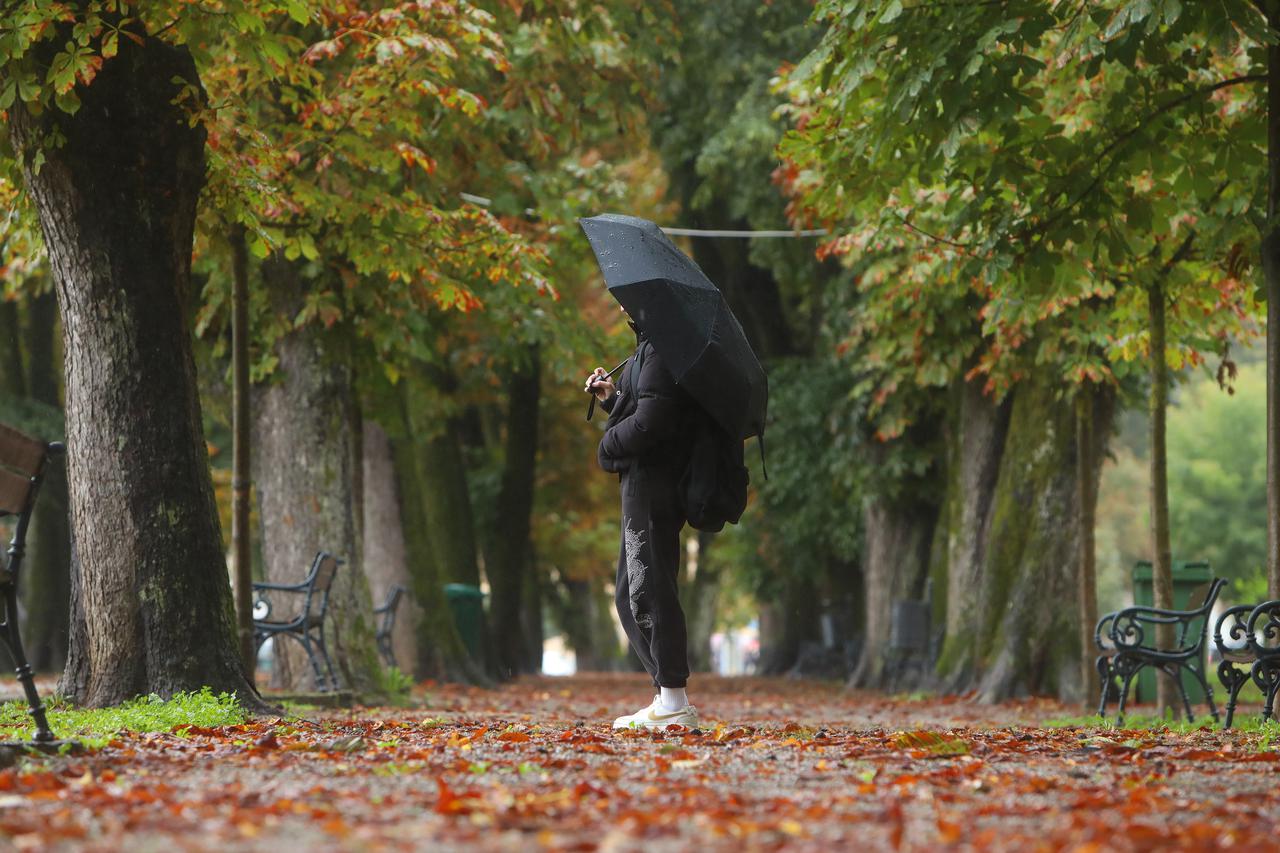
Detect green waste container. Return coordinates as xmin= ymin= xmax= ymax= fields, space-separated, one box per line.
xmin=1130 ymin=561 xmax=1212 ymax=704
xmin=443 ymin=584 xmax=486 ymax=659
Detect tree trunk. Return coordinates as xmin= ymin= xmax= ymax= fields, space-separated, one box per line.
xmin=1077 ymin=388 xmax=1101 ymax=708
xmin=931 ymin=374 xmax=1114 ymax=701
xmin=1265 ymin=0 xmax=1280 ymax=600
xmin=849 ymin=495 xmax=936 ymax=688
xmin=19 ymin=291 xmax=71 ymax=672
xmin=391 ymin=382 xmax=484 ymax=682
xmin=683 ymin=531 xmax=720 ymax=672
xmin=757 ymin=575 xmax=822 ymax=675
xmin=10 ymin=36 xmax=261 ymax=708
xmin=0 ymin=300 xmax=25 ymax=397
xmin=974 ymin=376 xmax=1114 ymax=701
xmin=521 ymin=551 xmax=543 ymax=674
xmin=418 ymin=420 xmax=481 ymax=588
xmin=361 ymin=420 xmax=420 ymax=677
xmin=549 ymin=575 xmax=621 ymax=672
xmin=253 ymin=261 xmax=378 ymax=693
xmin=1147 ymin=279 xmax=1176 ymax=716
xmin=486 ymin=347 xmax=541 ymax=679
xmin=935 ymin=379 xmax=1012 ymax=688
xmin=230 ymin=227 xmax=254 ymax=675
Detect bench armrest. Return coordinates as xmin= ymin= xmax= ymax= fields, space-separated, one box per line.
xmin=1106 ymin=606 xmax=1206 ymax=653
xmin=252 ymin=580 xmax=309 ymax=593
xmin=1214 ymin=604 xmax=1255 ymax=652
xmin=1113 ymin=605 xmax=1202 ymax=623
xmin=1247 ymin=599 xmax=1280 ymax=651
xmin=1095 ymin=612 xmax=1118 ymax=651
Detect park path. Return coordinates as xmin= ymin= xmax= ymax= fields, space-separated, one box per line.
xmin=0 ymin=674 xmax=1277 ymax=851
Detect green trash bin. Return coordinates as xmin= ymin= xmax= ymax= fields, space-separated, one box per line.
xmin=443 ymin=584 xmax=486 ymax=659
xmin=1130 ymin=561 xmax=1212 ymax=704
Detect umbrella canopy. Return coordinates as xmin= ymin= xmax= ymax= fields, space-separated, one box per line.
xmin=580 ymin=213 xmax=768 ymax=440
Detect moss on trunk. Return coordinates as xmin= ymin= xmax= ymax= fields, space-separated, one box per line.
xmin=930 ymin=373 xmax=1114 ymax=701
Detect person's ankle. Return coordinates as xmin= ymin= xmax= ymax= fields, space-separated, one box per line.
xmin=659 ymin=686 xmax=688 ymax=711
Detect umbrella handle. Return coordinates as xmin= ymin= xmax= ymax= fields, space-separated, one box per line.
xmin=585 ymin=357 xmax=629 ymax=423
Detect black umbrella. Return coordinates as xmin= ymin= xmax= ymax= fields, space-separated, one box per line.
xmin=580 ymin=213 xmax=768 ymax=441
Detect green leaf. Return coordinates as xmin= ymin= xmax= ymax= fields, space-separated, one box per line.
xmin=17 ymin=73 xmax=40 ymax=104
xmin=260 ymin=37 xmax=289 ymax=68
xmin=285 ymin=0 xmax=311 ymax=25
xmin=54 ymin=88 xmax=81 ymax=114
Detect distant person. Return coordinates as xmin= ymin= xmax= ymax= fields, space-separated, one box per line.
xmin=585 ymin=320 xmax=698 ymax=730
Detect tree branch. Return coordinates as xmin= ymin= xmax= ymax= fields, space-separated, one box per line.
xmin=896 ymin=214 xmax=974 ymax=249
xmin=1030 ymin=75 xmax=1264 ymax=239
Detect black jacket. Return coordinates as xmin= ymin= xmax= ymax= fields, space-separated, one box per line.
xmin=597 ymin=334 xmax=692 ymax=477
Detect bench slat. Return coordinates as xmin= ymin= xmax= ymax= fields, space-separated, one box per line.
xmin=0 ymin=468 xmax=32 ymax=516
xmin=0 ymin=424 xmax=46 ymax=478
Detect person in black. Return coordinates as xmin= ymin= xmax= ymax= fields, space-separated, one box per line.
xmin=586 ymin=324 xmax=698 ymax=729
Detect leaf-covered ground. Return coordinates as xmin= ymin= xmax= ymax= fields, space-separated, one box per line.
xmin=1 ymin=674 xmax=1278 ymax=851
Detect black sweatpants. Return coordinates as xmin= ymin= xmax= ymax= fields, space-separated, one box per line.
xmin=614 ymin=469 xmax=689 ymax=689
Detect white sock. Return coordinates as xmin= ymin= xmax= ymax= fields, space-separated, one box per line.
xmin=659 ymin=687 xmax=688 ymax=711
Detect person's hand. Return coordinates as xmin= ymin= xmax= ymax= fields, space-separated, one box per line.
xmin=583 ymin=367 xmax=615 ymax=401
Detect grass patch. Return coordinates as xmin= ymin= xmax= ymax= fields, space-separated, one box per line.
xmin=279 ymin=701 xmax=325 ymax=717
xmin=0 ymin=687 xmax=247 ymax=746
xmin=375 ymin=666 xmax=416 ymax=706
xmin=1046 ymin=712 xmax=1280 ymax=734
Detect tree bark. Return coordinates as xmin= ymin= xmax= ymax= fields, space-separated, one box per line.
xmin=391 ymin=381 xmax=485 ymax=682
xmin=1265 ymin=0 xmax=1280 ymax=600
xmin=486 ymin=347 xmax=541 ymax=678
xmin=683 ymin=531 xmax=720 ymax=672
xmin=418 ymin=419 xmax=482 ymax=588
xmin=253 ymin=260 xmax=378 ymax=693
xmin=1147 ymin=279 xmax=1176 ymax=715
xmin=931 ymin=373 xmax=1114 ymax=701
xmin=1077 ymin=388 xmax=1100 ymax=708
xmin=19 ymin=291 xmax=71 ymax=672
xmin=935 ymin=379 xmax=1012 ymax=687
xmin=361 ymin=420 xmax=421 ymax=677
xmin=521 ymin=551 xmax=543 ymax=674
xmin=757 ymin=575 xmax=822 ymax=675
xmin=230 ymin=227 xmax=254 ymax=675
xmin=977 ymin=376 xmax=1114 ymax=701
xmin=0 ymin=300 xmax=26 ymax=397
xmin=551 ymin=575 xmax=623 ymax=672
xmin=10 ymin=36 xmax=261 ymax=708
xmin=849 ymin=495 xmax=936 ymax=688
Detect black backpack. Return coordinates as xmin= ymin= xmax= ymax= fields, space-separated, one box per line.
xmin=678 ymin=408 xmax=750 ymax=533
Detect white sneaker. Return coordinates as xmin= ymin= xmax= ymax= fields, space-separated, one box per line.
xmin=611 ymin=695 xmax=698 ymax=730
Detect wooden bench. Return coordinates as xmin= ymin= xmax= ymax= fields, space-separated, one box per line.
xmin=373 ymin=584 xmax=406 ymax=670
xmin=1095 ymin=577 xmax=1224 ymax=724
xmin=1214 ymin=598 xmax=1280 ymax=729
xmin=0 ymin=423 xmax=63 ymax=742
xmin=252 ymin=552 xmax=342 ymax=692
